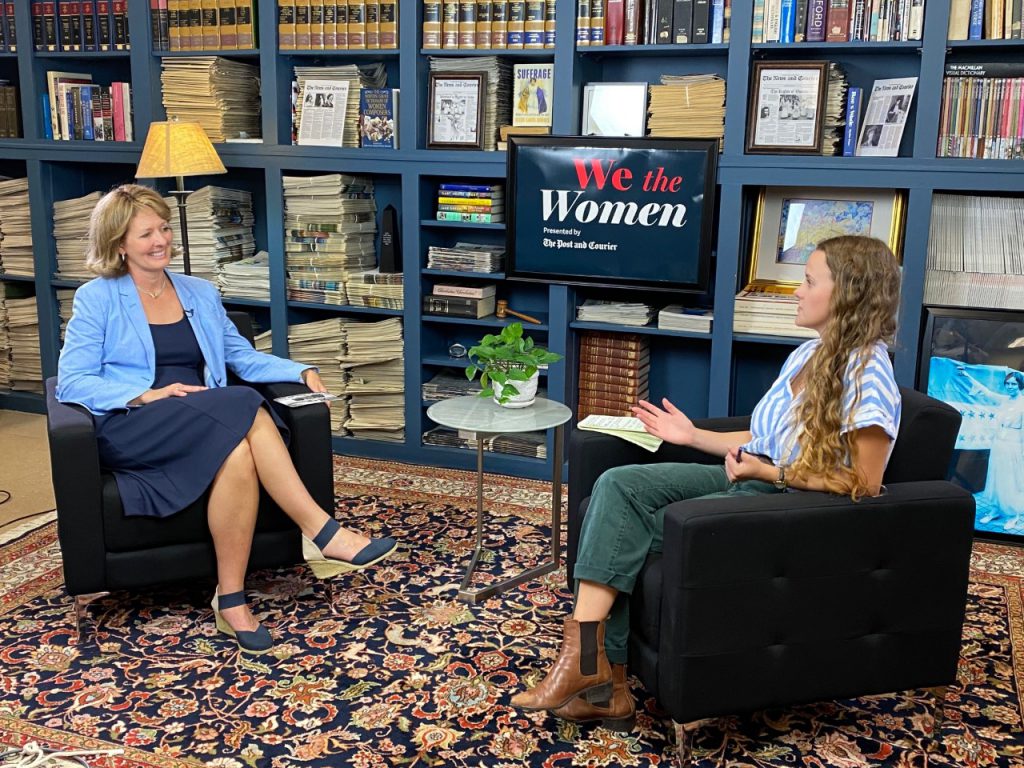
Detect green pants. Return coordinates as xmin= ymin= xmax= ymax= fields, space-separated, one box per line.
xmin=573 ymin=462 xmax=781 ymax=663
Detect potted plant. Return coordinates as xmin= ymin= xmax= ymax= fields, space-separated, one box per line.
xmin=465 ymin=322 xmax=563 ymax=408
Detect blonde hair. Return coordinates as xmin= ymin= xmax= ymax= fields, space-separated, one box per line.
xmin=85 ymin=184 xmax=174 ymax=278
xmin=789 ymin=235 xmax=901 ymax=499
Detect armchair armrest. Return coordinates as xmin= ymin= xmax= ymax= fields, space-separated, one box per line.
xmin=45 ymin=377 xmax=107 ymax=595
xmin=655 ymin=481 xmax=975 ymax=721
xmin=249 ymin=381 xmax=334 ymax=513
xmin=568 ymin=415 xmax=751 ymax=506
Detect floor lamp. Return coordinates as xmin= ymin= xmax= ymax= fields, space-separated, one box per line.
xmin=135 ymin=117 xmax=226 ymax=276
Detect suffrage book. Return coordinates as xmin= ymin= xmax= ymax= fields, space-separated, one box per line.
xmin=511 ymin=62 xmax=553 ymax=127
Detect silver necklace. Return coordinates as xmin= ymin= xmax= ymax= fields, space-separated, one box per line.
xmin=139 ymin=279 xmax=168 ymax=299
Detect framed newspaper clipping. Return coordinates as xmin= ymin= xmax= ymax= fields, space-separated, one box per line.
xmin=746 ymin=61 xmax=828 ymax=155
xmin=428 ymin=71 xmax=487 ymax=150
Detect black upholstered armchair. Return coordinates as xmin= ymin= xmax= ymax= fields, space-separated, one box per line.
xmin=45 ymin=312 xmax=333 ymax=636
xmin=567 ymin=387 xmax=975 ymax=759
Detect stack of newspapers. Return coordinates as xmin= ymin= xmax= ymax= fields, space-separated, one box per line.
xmin=577 ymin=299 xmax=654 ymax=326
xmin=167 ymin=186 xmax=257 ymax=288
xmin=345 ymin=270 xmax=404 ymax=310
xmin=6 ymin=294 xmax=42 ymax=393
xmin=286 ymin=318 xmax=351 ymax=434
xmin=658 ymin=305 xmax=713 ymax=333
xmin=422 ymin=369 xmax=483 ymax=401
xmin=340 ymin=317 xmax=405 ymax=442
xmin=429 ymin=57 xmax=512 ymax=151
xmin=426 ymin=242 xmax=505 ymax=273
xmin=422 ymin=427 xmax=547 ymax=459
xmin=647 ymin=74 xmax=726 ymax=149
xmin=0 ymin=283 xmax=9 ymax=389
xmin=293 ymin=63 xmax=387 ymax=148
xmin=161 ymin=57 xmax=262 ymax=142
xmin=53 ymin=192 xmax=102 ymax=281
xmin=0 ymin=178 xmax=33 ymax=277
xmin=57 ymin=288 xmax=75 ymax=342
xmin=733 ymin=288 xmax=816 ymax=338
xmin=219 ymin=251 xmax=271 ymax=300
xmin=283 ymin=173 xmax=378 ymax=306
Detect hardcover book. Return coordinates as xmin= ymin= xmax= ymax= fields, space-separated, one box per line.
xmin=512 ymin=62 xmax=553 ymax=128
xmin=358 ymin=87 xmax=398 ymax=148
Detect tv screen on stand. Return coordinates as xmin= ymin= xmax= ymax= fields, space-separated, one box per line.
xmin=505 ymin=136 xmax=718 ymax=293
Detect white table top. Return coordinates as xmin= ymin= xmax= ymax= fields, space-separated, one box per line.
xmin=427 ymin=395 xmax=572 ymax=433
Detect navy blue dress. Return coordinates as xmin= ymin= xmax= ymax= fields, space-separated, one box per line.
xmin=95 ymin=316 xmax=288 ymax=519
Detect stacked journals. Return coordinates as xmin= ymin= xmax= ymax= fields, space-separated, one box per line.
xmin=647 ymin=74 xmax=726 ymax=148
xmin=658 ymin=305 xmax=713 ymax=332
xmin=7 ymin=294 xmax=42 ymax=394
xmin=436 ymin=182 xmax=504 ymax=224
xmin=426 ymin=242 xmax=505 ymax=273
xmin=293 ymin=63 xmax=387 ymax=148
xmin=733 ymin=288 xmax=817 ymax=338
xmin=283 ymin=173 xmax=378 ymax=305
xmin=285 ymin=318 xmax=351 ymax=433
xmin=345 ymin=271 xmax=404 ymax=310
xmin=161 ymin=56 xmax=261 ymax=142
xmin=219 ymin=251 xmax=271 ymax=300
xmin=53 ymin=191 xmax=102 ymax=281
xmin=577 ymin=332 xmax=650 ymax=420
xmin=341 ymin=318 xmax=405 ymax=442
xmin=925 ymin=193 xmax=1024 ymax=310
xmin=57 ymin=288 xmax=75 ymax=342
xmin=0 ymin=178 xmax=32 ymax=277
xmin=422 ymin=426 xmax=548 ymax=459
xmin=577 ymin=299 xmax=654 ymax=326
xmin=429 ymin=57 xmax=512 ymax=151
xmin=166 ymin=186 xmax=256 ymax=288
xmin=0 ymin=283 xmax=8 ymax=390
xmin=422 ymin=369 xmax=483 ymax=401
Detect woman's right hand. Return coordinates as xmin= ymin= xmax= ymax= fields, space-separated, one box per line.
xmin=131 ymin=382 xmax=207 ymax=405
xmin=632 ymin=398 xmax=696 ymax=446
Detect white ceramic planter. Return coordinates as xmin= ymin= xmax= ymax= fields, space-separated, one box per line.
xmin=492 ymin=370 xmax=540 ymax=408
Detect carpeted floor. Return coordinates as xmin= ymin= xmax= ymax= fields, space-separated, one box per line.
xmin=0 ymin=456 xmax=1021 ymax=767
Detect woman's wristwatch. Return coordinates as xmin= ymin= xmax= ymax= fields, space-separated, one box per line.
xmin=773 ymin=464 xmax=788 ymax=490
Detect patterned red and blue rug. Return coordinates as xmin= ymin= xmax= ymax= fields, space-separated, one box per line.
xmin=0 ymin=456 xmax=1021 ymax=767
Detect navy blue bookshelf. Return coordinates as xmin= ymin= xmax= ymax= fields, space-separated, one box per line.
xmin=0 ymin=0 xmax=1022 ymax=480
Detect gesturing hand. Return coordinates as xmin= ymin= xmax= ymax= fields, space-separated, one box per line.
xmin=631 ymin=398 xmax=696 ymax=446
xmin=139 ymin=382 xmax=207 ymax=404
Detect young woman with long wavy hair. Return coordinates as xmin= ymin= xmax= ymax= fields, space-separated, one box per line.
xmin=511 ymin=235 xmax=903 ymax=729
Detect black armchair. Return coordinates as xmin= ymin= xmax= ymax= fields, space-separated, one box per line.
xmin=45 ymin=312 xmax=333 ymax=636
xmin=567 ymin=387 xmax=975 ymax=757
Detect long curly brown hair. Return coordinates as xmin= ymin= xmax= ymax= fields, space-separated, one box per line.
xmin=788 ymin=235 xmax=901 ymax=499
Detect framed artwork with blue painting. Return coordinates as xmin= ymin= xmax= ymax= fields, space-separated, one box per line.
xmin=746 ymin=186 xmax=906 ymax=291
xmin=919 ymin=307 xmax=1024 ymax=542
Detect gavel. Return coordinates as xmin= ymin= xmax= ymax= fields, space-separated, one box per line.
xmin=495 ymin=299 xmax=542 ymax=325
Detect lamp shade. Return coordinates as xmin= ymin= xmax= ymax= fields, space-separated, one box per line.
xmin=135 ymin=119 xmax=227 ymax=179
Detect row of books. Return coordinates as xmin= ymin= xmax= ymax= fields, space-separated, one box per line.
xmin=423 ymin=280 xmax=497 ymax=318
xmin=577 ymin=332 xmax=650 ymax=421
xmin=0 ymin=2 xmax=16 ymax=52
xmin=579 ymin=0 xmax=731 ymax=46
xmin=151 ymin=0 xmax=255 ymax=51
xmin=436 ymin=182 xmax=505 ymax=224
xmin=0 ymin=84 xmax=18 ymax=139
xmin=278 ymin=1 xmax=398 ymax=49
xmin=753 ymin=0 xmax=924 ymax=43
xmin=423 ymin=1 xmax=558 ymax=49
xmin=938 ymin=63 xmax=1024 ymax=160
xmin=925 ymin=193 xmax=1024 ymax=310
xmin=948 ymin=0 xmax=1023 ymax=40
xmin=44 ymin=74 xmax=133 ymax=142
xmin=31 ymin=0 xmax=129 ymax=52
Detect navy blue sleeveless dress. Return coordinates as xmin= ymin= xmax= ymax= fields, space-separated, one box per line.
xmin=94 ymin=316 xmax=289 ymax=519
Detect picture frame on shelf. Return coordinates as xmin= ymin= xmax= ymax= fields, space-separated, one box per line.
xmin=746 ymin=61 xmax=829 ymax=155
xmin=917 ymin=307 xmax=1024 ymax=542
xmin=581 ymin=82 xmax=648 ymax=137
xmin=746 ymin=186 xmax=906 ymax=291
xmin=427 ymin=71 xmax=487 ymax=150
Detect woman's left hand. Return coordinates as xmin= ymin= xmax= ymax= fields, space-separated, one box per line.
xmin=724 ymin=448 xmax=770 ymax=484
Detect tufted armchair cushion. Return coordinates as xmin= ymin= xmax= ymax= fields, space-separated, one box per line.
xmin=567 ymin=387 xmax=976 ymax=723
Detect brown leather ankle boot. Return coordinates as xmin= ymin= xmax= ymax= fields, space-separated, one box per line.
xmin=551 ymin=663 xmax=636 ymax=732
xmin=510 ymin=618 xmax=613 ymax=711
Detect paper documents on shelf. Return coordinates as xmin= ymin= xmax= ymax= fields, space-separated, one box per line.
xmin=577 ymin=415 xmax=663 ymax=453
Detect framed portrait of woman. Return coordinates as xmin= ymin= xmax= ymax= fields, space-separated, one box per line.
xmin=918 ymin=307 xmax=1024 ymax=542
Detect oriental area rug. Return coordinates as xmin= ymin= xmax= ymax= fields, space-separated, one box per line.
xmin=0 ymin=456 xmax=1021 ymax=767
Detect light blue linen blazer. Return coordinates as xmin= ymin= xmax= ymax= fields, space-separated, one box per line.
xmin=57 ymin=271 xmax=309 ymax=415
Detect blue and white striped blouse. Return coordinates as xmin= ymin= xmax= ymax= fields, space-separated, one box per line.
xmin=742 ymin=339 xmax=902 ymax=467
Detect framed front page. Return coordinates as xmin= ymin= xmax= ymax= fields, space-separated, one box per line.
xmin=746 ymin=61 xmax=828 ymax=154
xmin=428 ymin=71 xmax=487 ymax=149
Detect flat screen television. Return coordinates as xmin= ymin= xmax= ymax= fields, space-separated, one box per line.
xmin=505 ymin=136 xmax=718 ymax=293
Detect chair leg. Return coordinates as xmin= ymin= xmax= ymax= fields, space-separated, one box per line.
xmin=922 ymin=685 xmax=949 ymax=754
xmin=71 ymin=592 xmax=109 ymax=646
xmin=674 ymin=719 xmax=717 ymax=768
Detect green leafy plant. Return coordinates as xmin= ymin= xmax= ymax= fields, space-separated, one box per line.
xmin=465 ymin=322 xmax=563 ymax=404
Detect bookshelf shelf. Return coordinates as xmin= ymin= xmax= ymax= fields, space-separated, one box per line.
xmin=0 ymin=391 xmax=45 ymax=415
xmin=0 ymin=0 xmax=1021 ymax=482
xmin=51 ymin=279 xmax=86 ymax=289
xmin=222 ymin=297 xmax=272 ymax=308
xmin=423 ymin=313 xmax=550 ymax=331
xmin=421 ymin=355 xmax=551 ymax=378
xmin=578 ymin=43 xmax=730 ymax=56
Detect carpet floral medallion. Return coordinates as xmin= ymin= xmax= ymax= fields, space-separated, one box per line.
xmin=0 ymin=456 xmax=1020 ymax=767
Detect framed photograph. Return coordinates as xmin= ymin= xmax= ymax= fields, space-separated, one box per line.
xmin=506 ymin=136 xmax=717 ymax=293
xmin=428 ymin=71 xmax=487 ymax=149
xmin=746 ymin=186 xmax=906 ymax=291
xmin=918 ymin=307 xmax=1024 ymax=542
xmin=746 ymin=61 xmax=829 ymax=154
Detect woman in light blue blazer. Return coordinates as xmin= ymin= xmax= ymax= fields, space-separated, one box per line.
xmin=57 ymin=184 xmax=396 ymax=654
